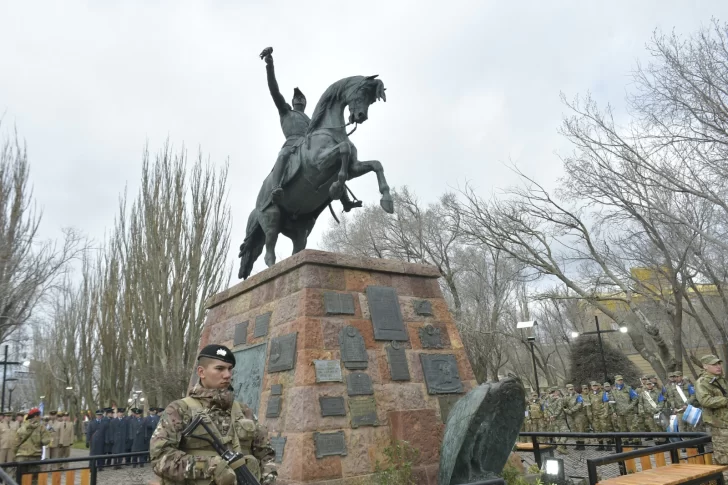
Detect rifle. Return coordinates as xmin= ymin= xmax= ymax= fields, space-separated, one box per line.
xmin=180 ymin=414 xmax=261 ymax=485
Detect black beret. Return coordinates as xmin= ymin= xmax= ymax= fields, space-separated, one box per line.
xmin=198 ymin=344 xmax=236 ymax=366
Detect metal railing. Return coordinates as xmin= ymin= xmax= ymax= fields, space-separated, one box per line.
xmin=0 ymin=466 xmax=17 ymax=485
xmin=517 ymin=431 xmax=715 ymax=484
xmin=1 ymin=450 xmax=148 ymax=485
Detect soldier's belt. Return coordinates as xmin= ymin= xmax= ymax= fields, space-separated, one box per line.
xmin=190 ymin=449 xmax=219 ymax=457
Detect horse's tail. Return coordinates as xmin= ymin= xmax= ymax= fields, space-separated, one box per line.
xmin=238 ymin=209 xmax=265 ymax=280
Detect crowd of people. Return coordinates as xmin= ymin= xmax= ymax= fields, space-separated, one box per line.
xmin=86 ymin=406 xmax=161 ymax=470
xmin=524 ymin=371 xmax=698 ymax=453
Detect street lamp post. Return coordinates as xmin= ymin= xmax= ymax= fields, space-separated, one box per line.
xmin=6 ymin=378 xmax=17 ymax=411
xmin=517 ymin=321 xmax=541 ymax=395
xmin=0 ymin=346 xmax=20 ymax=413
xmin=571 ymin=316 xmax=628 ymax=384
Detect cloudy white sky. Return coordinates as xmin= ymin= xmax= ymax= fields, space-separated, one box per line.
xmin=1 ymin=1 xmax=726 ymax=280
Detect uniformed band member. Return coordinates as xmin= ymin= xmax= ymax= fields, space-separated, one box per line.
xmin=585 ymin=381 xmax=614 ymax=450
xmin=667 ymin=370 xmax=698 ymax=431
xmin=150 ymin=344 xmax=274 ymax=484
xmin=563 ymin=384 xmax=587 ymax=450
xmin=611 ymin=375 xmax=639 ymax=444
xmin=544 ymin=387 xmax=569 ymax=454
xmin=696 ymin=354 xmax=728 ymax=474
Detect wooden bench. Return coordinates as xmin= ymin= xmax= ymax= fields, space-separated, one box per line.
xmin=597 ymin=463 xmax=728 ymax=484
xmin=515 ymin=442 xmax=557 ymax=452
xmin=620 ymin=446 xmax=714 ymax=474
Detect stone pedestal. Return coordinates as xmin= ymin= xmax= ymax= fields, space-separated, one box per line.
xmin=198 ymin=250 xmax=476 ymax=485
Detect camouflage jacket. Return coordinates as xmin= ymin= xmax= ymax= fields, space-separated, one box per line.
xmin=544 ymin=396 xmax=567 ymax=421
xmin=150 ymin=385 xmax=274 ymax=484
xmin=15 ymin=420 xmax=51 ymax=458
xmin=584 ymin=391 xmax=612 ymax=420
xmin=667 ymin=379 xmax=698 ymax=412
xmin=638 ymin=388 xmax=665 ymax=415
xmin=527 ymin=400 xmax=544 ymax=420
xmin=696 ymin=372 xmax=728 ymax=428
xmin=611 ymin=384 xmax=638 ymax=415
xmin=563 ymin=393 xmax=586 ymax=418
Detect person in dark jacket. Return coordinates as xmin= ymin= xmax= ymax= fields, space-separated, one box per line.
xmin=103 ymin=408 xmax=114 ymax=467
xmin=85 ymin=410 xmax=106 ymax=470
xmin=143 ymin=408 xmax=160 ymax=451
xmin=109 ymin=408 xmax=128 ymax=468
xmin=128 ymin=408 xmax=146 ymax=467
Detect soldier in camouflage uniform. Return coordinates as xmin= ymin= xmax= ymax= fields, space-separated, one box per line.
xmin=585 ymin=381 xmax=614 ymax=450
xmin=667 ymin=370 xmax=699 ymax=432
xmin=544 ymin=387 xmax=569 ymax=454
xmin=638 ymin=379 xmax=665 ymax=437
xmin=696 ymin=354 xmax=728 ymax=477
xmin=611 ymin=375 xmax=639 ymax=444
xmin=14 ymin=408 xmax=51 ymax=484
xmin=526 ymin=392 xmax=544 ymax=433
xmin=150 ymin=344 xmax=274 ymax=485
xmin=563 ymin=384 xmax=587 ymax=450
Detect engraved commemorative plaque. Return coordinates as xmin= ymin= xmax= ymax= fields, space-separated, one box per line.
xmin=349 ymin=397 xmax=378 ymax=428
xmin=266 ymin=396 xmax=282 ymax=418
xmin=319 ymin=396 xmax=346 ymax=417
xmin=314 ymin=431 xmax=347 ymax=458
xmin=419 ymin=325 xmax=443 ymax=349
xmin=324 ymin=292 xmax=355 ymax=315
xmin=270 ymin=436 xmax=286 ymax=464
xmin=366 ymin=286 xmax=408 ymax=341
xmin=340 ymin=326 xmax=368 ymax=370
xmin=233 ymin=321 xmax=249 ymax=346
xmin=268 ymin=332 xmax=297 ymax=373
xmin=254 ymin=312 xmax=271 ymax=338
xmin=386 ymin=341 xmax=410 ymax=381
xmin=438 ymin=395 xmax=461 ymax=423
xmin=314 ymin=360 xmax=343 ymax=383
xmin=232 ymin=342 xmax=267 ymax=415
xmin=271 ymin=384 xmax=282 ymax=395
xmin=414 ymin=299 xmax=433 ymax=315
xmin=346 ymin=372 xmax=373 ymax=396
xmin=420 ymin=354 xmax=464 ymax=394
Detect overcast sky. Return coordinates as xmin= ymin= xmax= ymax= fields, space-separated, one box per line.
xmin=2 ymin=1 xmax=726 ymax=280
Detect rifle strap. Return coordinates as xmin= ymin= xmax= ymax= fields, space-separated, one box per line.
xmin=711 ymin=378 xmax=728 ymax=397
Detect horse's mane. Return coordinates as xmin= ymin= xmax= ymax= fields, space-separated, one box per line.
xmin=306 ymin=76 xmax=363 ymax=136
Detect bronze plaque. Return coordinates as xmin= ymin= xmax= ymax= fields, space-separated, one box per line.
xmin=366 ymin=286 xmax=408 ymax=341
xmin=438 ymin=395 xmax=461 ymax=424
xmin=254 ymin=312 xmax=271 ymax=338
xmin=270 ymin=436 xmax=286 ymax=464
xmin=271 ymin=384 xmax=282 ymax=396
xmin=266 ymin=396 xmax=282 ymax=418
xmin=386 ymin=341 xmax=410 ymax=381
xmin=232 ymin=342 xmax=267 ymax=415
xmin=314 ymin=431 xmax=347 ymax=458
xmin=268 ymin=332 xmax=297 ymax=373
xmin=314 ymin=360 xmax=343 ymax=383
xmin=414 ymin=300 xmax=433 ymax=315
xmin=349 ymin=397 xmax=378 ymax=428
xmin=234 ymin=321 xmax=249 ymax=346
xmin=346 ymin=372 xmax=374 ymax=396
xmin=340 ymin=326 xmax=368 ymax=370
xmin=319 ymin=396 xmax=346 ymax=417
xmin=324 ymin=292 xmax=355 ymax=315
xmin=420 ymin=354 xmax=464 ymax=394
xmin=419 ymin=325 xmax=443 ymax=349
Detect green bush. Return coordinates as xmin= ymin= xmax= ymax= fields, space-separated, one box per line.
xmin=371 ymin=440 xmax=420 ymax=485
xmin=501 ymin=462 xmax=543 ymax=485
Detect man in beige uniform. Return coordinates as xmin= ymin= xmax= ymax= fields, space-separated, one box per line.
xmin=57 ymin=412 xmax=75 ymax=467
xmin=0 ymin=413 xmax=18 ymax=463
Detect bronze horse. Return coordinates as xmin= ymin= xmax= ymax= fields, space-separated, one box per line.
xmin=238 ymin=75 xmax=391 ymax=279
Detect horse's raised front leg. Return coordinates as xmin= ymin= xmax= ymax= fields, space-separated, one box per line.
xmin=348 ymin=159 xmax=393 ymax=213
xmin=328 ymin=142 xmax=350 ymax=201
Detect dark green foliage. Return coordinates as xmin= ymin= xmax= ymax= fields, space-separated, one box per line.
xmin=568 ymin=336 xmax=642 ymax=388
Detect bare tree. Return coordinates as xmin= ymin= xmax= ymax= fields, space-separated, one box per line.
xmin=0 ymin=124 xmax=82 ymax=344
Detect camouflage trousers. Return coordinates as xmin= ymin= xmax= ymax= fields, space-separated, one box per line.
xmin=640 ymin=412 xmax=662 ymax=433
xmin=615 ymin=414 xmax=637 ymax=433
xmin=591 ymin=415 xmax=614 ymax=445
xmin=16 ymin=456 xmax=41 ymax=485
xmin=707 ymin=425 xmax=728 ymax=481
xmin=549 ymin=418 xmax=569 ymax=444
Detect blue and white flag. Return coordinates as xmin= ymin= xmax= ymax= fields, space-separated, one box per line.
xmin=683 ymin=405 xmax=702 ymax=426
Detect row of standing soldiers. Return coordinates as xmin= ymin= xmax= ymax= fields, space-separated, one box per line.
xmin=524 ymin=371 xmax=698 ymax=452
xmin=86 ymin=406 xmax=161 ymax=469
xmin=0 ymin=411 xmax=74 ymax=466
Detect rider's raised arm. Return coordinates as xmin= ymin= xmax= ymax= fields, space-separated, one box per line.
xmin=265 ymin=58 xmax=290 ymax=116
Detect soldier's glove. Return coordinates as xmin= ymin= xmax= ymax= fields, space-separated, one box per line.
xmin=209 ymin=456 xmax=236 ymax=485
